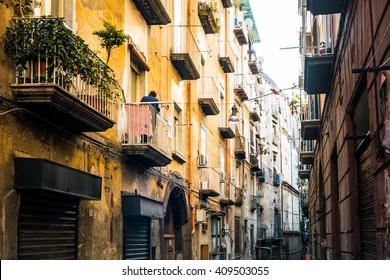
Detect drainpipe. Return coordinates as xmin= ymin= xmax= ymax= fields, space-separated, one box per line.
xmin=188 ymin=81 xmax=194 ymax=233
xmin=186 ymin=21 xmax=194 ymax=236
xmin=185 ymin=5 xmax=195 ymax=260
xmin=224 ymin=7 xmax=231 ymax=258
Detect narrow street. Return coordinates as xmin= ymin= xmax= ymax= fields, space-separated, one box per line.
xmin=0 ymin=0 xmax=389 ymax=261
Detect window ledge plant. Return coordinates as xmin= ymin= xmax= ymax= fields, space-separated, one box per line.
xmin=198 ymin=1 xmax=221 ymax=34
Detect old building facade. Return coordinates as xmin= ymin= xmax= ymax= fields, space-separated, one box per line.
xmin=301 ymin=0 xmax=390 ymax=259
xmin=0 ymin=0 xmax=301 ymax=260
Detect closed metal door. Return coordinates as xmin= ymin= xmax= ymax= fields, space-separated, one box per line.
xmin=357 ymin=146 xmax=377 ymax=259
xmin=124 ymin=216 xmax=151 ymax=260
xmin=18 ymin=191 xmax=78 ymax=260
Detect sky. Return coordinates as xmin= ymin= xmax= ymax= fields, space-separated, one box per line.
xmin=249 ymin=0 xmax=301 ymax=94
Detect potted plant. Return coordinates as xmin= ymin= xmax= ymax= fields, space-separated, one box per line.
xmin=198 ymin=1 xmax=220 ymax=34
xmin=3 ymin=17 xmax=120 ymax=100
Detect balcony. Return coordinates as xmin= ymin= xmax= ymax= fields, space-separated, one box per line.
xmin=132 ymin=0 xmax=171 ymax=25
xmin=221 ymin=0 xmax=233 ymax=8
xmin=307 ymin=0 xmax=345 ymax=16
xmin=198 ymin=2 xmax=220 ymax=34
xmin=301 ymin=118 xmax=320 ymax=140
xmin=250 ymin=109 xmax=260 ymax=122
xmin=218 ymin=42 xmax=235 ymax=73
xmin=300 ymin=140 xmax=315 ymax=165
xmin=199 ymin=167 xmax=220 ymax=197
xmin=301 ymin=96 xmax=321 ymax=140
xmin=235 ymin=188 xmax=244 ymax=206
xmin=256 ymin=168 xmax=265 ymax=183
xmin=7 ymin=18 xmax=116 ymax=132
xmin=248 ymin=49 xmax=260 ymax=75
xmin=122 ymin=103 xmax=172 ymax=167
xmin=198 ymin=77 xmax=220 ymax=115
xmin=234 ymin=75 xmax=249 ymax=102
xmin=250 ymin=154 xmax=261 ymax=173
xmin=299 ymin=164 xmax=311 ymax=179
xmin=219 ymin=127 xmax=235 ymax=139
xmin=304 ymin=54 xmax=334 ymax=94
xmin=300 ymin=151 xmax=314 ymax=165
xmin=234 ymin=85 xmax=248 ymax=102
xmin=248 ymin=61 xmax=260 ymax=75
xmin=219 ymin=180 xmax=235 ymax=206
xmin=234 ymin=135 xmax=246 ymax=160
xmin=233 ymin=21 xmax=248 ymax=45
xmin=170 ymin=26 xmax=201 ymax=80
xmin=250 ymin=195 xmax=258 ymax=211
xmin=271 ymin=105 xmax=279 ymax=119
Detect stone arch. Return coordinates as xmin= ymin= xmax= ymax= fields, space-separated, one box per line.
xmin=162 ymin=174 xmax=190 ymax=259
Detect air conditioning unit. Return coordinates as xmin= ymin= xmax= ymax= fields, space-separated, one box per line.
xmin=196 ymin=209 xmax=207 ymax=223
xmin=198 ymin=154 xmax=208 ymax=167
xmin=220 ymin=171 xmax=226 ymax=181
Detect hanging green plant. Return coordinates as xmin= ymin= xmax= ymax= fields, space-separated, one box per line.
xmin=288 ymin=91 xmax=300 ymax=115
xmin=198 ymin=1 xmax=218 ymax=15
xmin=3 ymin=17 xmax=120 ymax=100
xmin=93 ymin=21 xmax=128 ymax=64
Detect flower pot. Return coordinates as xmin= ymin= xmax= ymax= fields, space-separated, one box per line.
xmin=31 ymin=58 xmax=54 ymax=83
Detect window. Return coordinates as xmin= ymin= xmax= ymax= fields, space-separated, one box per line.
xmin=220 ymin=145 xmax=226 ymax=196
xmin=174 ymin=103 xmax=183 ymax=154
xmin=173 ymin=0 xmax=184 ymax=52
xmin=211 ymin=217 xmax=221 ymax=253
xmin=130 ymin=58 xmax=141 ymax=103
xmin=348 ymin=76 xmax=369 ymax=149
xmin=33 ymin=0 xmax=74 ymax=29
xmin=200 ymin=124 xmax=206 ymax=155
xmin=352 ymin=88 xmax=369 ymax=147
xmin=234 ymin=217 xmax=241 ymax=257
xmin=250 ymin=128 xmax=255 ymax=154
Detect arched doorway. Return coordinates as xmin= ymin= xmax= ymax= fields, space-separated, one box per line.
xmin=163 ymin=182 xmax=189 ymax=259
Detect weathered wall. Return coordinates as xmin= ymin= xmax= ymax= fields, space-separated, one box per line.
xmin=309 ymin=0 xmax=390 ymax=259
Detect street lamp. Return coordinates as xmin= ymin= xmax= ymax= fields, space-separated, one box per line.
xmin=228 ymin=104 xmax=239 ymax=124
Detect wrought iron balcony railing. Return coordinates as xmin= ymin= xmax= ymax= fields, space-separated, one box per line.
xmin=7 ymin=18 xmax=117 ymax=132
xmin=170 ymin=26 xmax=201 ymax=80
xmin=122 ymin=103 xmax=172 ymax=167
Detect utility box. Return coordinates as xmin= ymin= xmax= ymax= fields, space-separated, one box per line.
xmin=196 ymin=209 xmax=206 ymax=223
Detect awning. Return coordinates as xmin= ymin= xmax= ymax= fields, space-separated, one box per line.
xmin=122 ymin=195 xmax=164 ymax=219
xmin=14 ymin=157 xmax=102 ymax=200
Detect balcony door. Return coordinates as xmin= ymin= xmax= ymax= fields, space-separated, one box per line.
xmin=33 ymin=0 xmax=74 ymax=29
xmin=173 ymin=0 xmax=184 ymax=53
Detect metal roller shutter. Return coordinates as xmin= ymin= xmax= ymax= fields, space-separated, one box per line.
xmin=357 ymin=147 xmax=377 ymax=259
xmin=124 ymin=216 xmax=151 ymax=260
xmin=18 ymin=191 xmax=78 ymax=260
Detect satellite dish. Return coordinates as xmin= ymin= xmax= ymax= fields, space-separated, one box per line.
xmin=256 ymin=190 xmax=264 ymax=198
xmin=245 ymin=18 xmax=254 ymax=29
xmin=258 ymin=56 xmax=264 ymax=65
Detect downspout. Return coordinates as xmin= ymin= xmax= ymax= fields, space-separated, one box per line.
xmin=280 ymin=106 xmax=284 ymax=238
xmin=187 ymin=8 xmax=194 ymax=236
xmin=224 ymin=5 xmax=231 ymax=242
xmin=188 ymin=81 xmax=194 ymax=232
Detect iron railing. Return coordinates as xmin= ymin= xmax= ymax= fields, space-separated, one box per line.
xmin=122 ymin=103 xmax=172 ymax=155
xmin=15 ymin=53 xmax=115 ymax=120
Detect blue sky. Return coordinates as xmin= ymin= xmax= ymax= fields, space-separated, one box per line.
xmin=249 ymin=0 xmax=301 ymax=93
